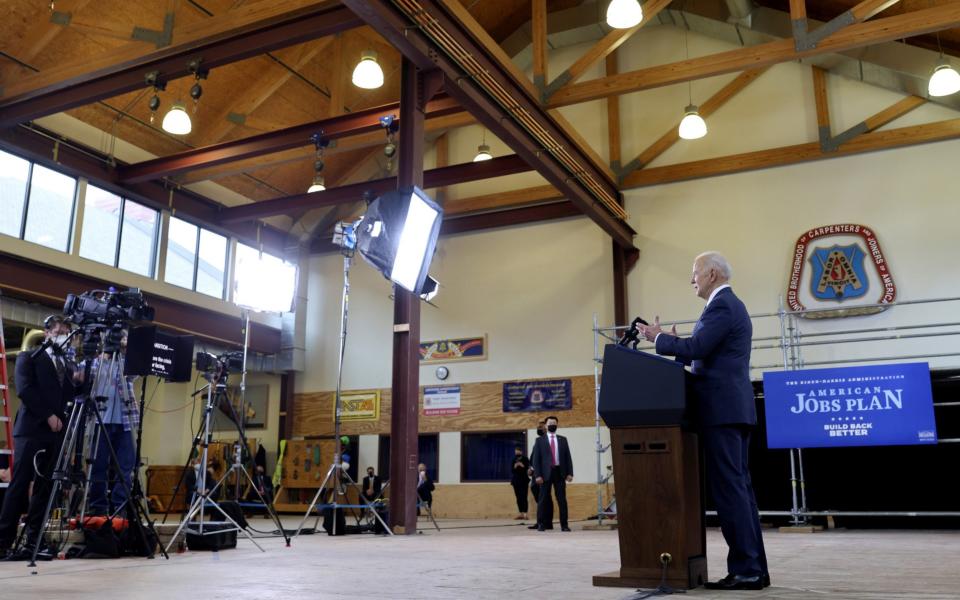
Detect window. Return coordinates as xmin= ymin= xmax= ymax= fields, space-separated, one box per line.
xmin=0 ymin=150 xmax=30 ymax=238
xmin=164 ymin=216 xmax=229 ymax=298
xmin=79 ymin=185 xmax=122 ymax=265
xmin=78 ymin=185 xmax=160 ymax=277
xmin=233 ymin=243 xmax=297 ymax=311
xmin=378 ymin=434 xmax=439 ymax=483
xmin=22 ymin=164 xmax=76 ymax=251
xmin=117 ymin=200 xmax=159 ymax=277
xmin=164 ymin=216 xmax=198 ymax=289
xmin=461 ymin=431 xmax=526 ymax=482
xmin=195 ymin=229 xmax=227 ymax=298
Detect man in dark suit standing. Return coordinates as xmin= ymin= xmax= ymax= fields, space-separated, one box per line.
xmin=0 ymin=316 xmax=76 ymax=560
xmin=638 ymin=252 xmax=768 ymax=591
xmin=361 ymin=466 xmax=382 ymax=502
xmin=530 ymin=415 xmax=573 ymax=532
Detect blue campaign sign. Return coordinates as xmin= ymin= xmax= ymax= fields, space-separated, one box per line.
xmin=763 ymin=362 xmax=937 ymax=449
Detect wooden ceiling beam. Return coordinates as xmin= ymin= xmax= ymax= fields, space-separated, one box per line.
xmin=531 ymin=0 xmax=548 ymax=89
xmin=443 ymin=184 xmax=563 ymax=217
xmin=119 ymin=96 xmax=462 ymax=183
xmin=0 ymin=1 xmax=361 ymax=127
xmin=440 ymin=201 xmax=580 ymax=236
xmin=341 ymin=0 xmax=634 ymax=249
xmin=173 ymin=109 xmax=476 ymax=185
xmin=547 ymin=2 xmax=960 ymax=107
xmin=622 ymin=114 xmax=960 ymax=189
xmin=620 ymin=67 xmax=768 ymax=175
xmin=813 ymin=66 xmax=832 ymax=148
xmin=542 ymin=0 xmax=672 ymax=99
xmin=220 ymin=154 xmax=532 ymax=223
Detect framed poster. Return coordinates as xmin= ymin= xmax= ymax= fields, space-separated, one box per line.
xmin=419 ymin=335 xmax=486 ymax=363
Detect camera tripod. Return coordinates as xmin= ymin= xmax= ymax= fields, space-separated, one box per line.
xmin=163 ymin=374 xmax=290 ymax=553
xmin=27 ymin=343 xmax=164 ymax=567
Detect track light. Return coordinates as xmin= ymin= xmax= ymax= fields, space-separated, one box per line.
xmin=352 ymin=50 xmax=384 ymax=89
xmin=929 ymin=64 xmax=960 ymax=97
xmin=162 ymin=103 xmax=192 ymax=135
xmin=606 ymin=0 xmax=643 ymax=29
xmin=678 ymin=105 xmax=707 ymax=140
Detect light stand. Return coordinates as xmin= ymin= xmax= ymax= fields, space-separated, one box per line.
xmin=164 ymin=377 xmax=265 ymax=553
xmin=294 ymin=245 xmax=392 ymax=537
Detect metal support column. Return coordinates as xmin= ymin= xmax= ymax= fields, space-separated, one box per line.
xmin=389 ymin=58 xmax=429 ymax=534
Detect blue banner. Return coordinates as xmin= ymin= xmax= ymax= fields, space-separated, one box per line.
xmin=763 ymin=362 xmax=937 ymax=449
xmin=502 ymin=379 xmax=572 ymax=413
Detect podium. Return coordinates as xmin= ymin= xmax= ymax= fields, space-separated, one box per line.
xmin=592 ymin=344 xmax=707 ymax=590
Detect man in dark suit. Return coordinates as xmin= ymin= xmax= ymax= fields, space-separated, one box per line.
xmin=361 ymin=466 xmax=382 ymax=502
xmin=530 ymin=415 xmax=573 ymax=532
xmin=0 ymin=316 xmax=76 ymax=560
xmin=527 ymin=420 xmax=553 ymax=530
xmin=638 ymin=252 xmax=769 ymax=591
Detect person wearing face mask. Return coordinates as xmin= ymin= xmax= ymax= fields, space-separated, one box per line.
xmin=527 ymin=420 xmax=553 ymax=530
xmin=510 ymin=445 xmax=530 ymax=520
xmin=416 ymin=463 xmax=434 ymax=516
xmin=0 ymin=315 xmax=78 ymax=560
xmin=362 ymin=466 xmax=382 ymax=503
xmin=530 ymin=416 xmax=574 ymax=532
xmin=86 ymin=330 xmax=140 ymax=516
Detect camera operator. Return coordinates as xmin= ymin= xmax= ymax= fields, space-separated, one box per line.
xmin=0 ymin=315 xmax=79 ymax=560
xmin=86 ymin=330 xmax=139 ymax=516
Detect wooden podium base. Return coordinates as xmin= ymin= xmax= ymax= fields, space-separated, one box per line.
xmin=593 ymin=556 xmax=707 ymax=590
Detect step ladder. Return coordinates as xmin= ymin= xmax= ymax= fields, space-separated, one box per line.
xmin=0 ymin=292 xmax=13 ymax=490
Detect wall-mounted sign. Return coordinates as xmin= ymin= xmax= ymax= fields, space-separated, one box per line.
xmin=786 ymin=224 xmax=897 ymax=318
xmin=419 ymin=335 xmax=486 ymax=363
xmin=763 ymin=363 xmax=936 ymax=449
xmin=337 ymin=390 xmax=380 ymax=422
xmin=503 ymin=379 xmax=573 ymax=413
xmin=423 ymin=385 xmax=461 ymax=416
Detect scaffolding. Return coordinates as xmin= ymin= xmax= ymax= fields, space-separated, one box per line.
xmin=592 ymin=295 xmax=960 ymax=524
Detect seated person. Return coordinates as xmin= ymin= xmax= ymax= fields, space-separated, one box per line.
xmin=247 ymin=464 xmax=274 ymax=506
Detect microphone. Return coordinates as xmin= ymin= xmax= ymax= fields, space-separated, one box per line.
xmin=617 ymin=316 xmax=649 ymax=349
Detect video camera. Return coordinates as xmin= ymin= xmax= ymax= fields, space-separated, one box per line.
xmin=64 ymin=288 xmax=155 ymax=326
xmin=196 ymin=350 xmax=244 ymax=380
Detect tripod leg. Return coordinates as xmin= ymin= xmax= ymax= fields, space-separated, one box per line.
xmin=293 ymin=463 xmax=337 ymax=538
xmin=26 ymin=398 xmax=88 ymax=567
xmin=340 ymin=471 xmax=393 ymax=536
xmin=236 ymin=465 xmax=291 ymax=546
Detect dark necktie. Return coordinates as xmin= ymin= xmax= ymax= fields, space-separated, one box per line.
xmin=54 ymin=355 xmax=65 ymax=384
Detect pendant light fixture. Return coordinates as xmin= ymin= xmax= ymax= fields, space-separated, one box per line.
xmin=677 ymin=18 xmax=706 ymax=140
xmin=352 ymin=50 xmax=384 ymax=89
xmin=473 ymin=128 xmax=493 ymax=162
xmin=606 ymin=0 xmax=643 ymax=29
xmin=307 ymin=133 xmax=328 ymax=192
xmin=928 ymin=33 xmax=960 ymax=97
xmin=162 ymin=102 xmax=192 ymax=135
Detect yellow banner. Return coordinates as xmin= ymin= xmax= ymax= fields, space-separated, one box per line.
xmin=337 ymin=390 xmax=381 ymax=421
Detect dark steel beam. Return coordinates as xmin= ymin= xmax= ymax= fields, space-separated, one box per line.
xmin=0 ymin=4 xmax=362 ymax=128
xmin=439 ymin=201 xmax=580 ymax=236
xmin=119 ymin=96 xmax=462 ymax=184
xmin=0 ymin=124 xmax=288 ymax=255
xmin=389 ymin=59 xmax=426 ymax=535
xmin=341 ymin=0 xmax=636 ymax=250
xmin=219 ymin=154 xmax=530 ymax=223
xmin=0 ymin=252 xmax=281 ymax=354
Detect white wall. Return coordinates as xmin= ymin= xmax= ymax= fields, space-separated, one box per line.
xmin=299 ymin=215 xmax=615 ymax=393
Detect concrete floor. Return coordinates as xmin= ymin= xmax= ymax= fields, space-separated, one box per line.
xmin=1 ymin=518 xmax=958 ymax=600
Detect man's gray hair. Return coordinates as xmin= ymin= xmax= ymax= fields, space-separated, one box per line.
xmin=696 ymin=251 xmax=733 ymax=281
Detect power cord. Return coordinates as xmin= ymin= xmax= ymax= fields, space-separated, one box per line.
xmin=623 ymin=553 xmax=686 ymax=600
